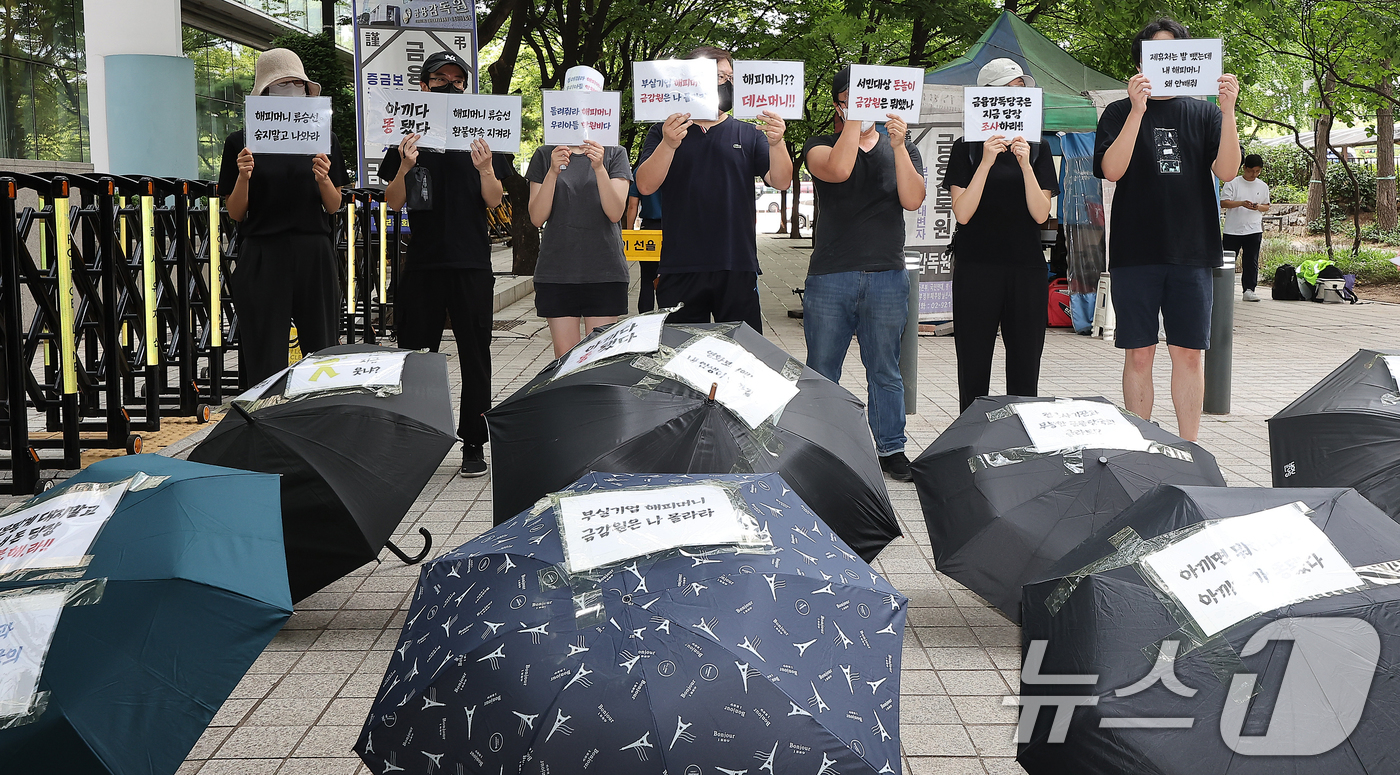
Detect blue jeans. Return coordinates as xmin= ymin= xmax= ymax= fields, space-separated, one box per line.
xmin=802 ymin=269 xmax=908 ymax=455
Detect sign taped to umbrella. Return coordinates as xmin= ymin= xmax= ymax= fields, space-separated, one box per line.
xmin=285 ymin=350 xmax=410 ymax=398
xmin=662 ymin=336 xmax=800 ymax=428
xmin=554 ymin=309 xmax=672 ymax=379
xmin=0 ymin=579 xmax=104 ymax=727
xmin=1011 ymin=399 xmax=1151 ymax=453
xmin=1383 ymin=355 xmax=1400 ymax=389
xmin=0 ymin=480 xmax=131 ymax=579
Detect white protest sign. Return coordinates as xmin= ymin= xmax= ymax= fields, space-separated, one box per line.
xmin=245 ymin=96 xmax=333 ymax=155
xmin=233 ymin=366 xmax=290 ymax=404
xmin=1140 ymin=503 xmax=1363 ymax=637
xmin=285 ymin=351 xmax=409 ymax=398
xmin=1140 ymin=38 xmax=1223 ymax=97
xmin=845 ymin=64 xmax=923 ymax=123
xmin=963 ymin=87 xmax=1043 ymax=143
xmin=0 ymin=481 xmax=129 ymax=576
xmin=541 ymin=90 xmax=623 ymax=147
xmin=663 ymin=338 xmax=800 ymax=428
xmin=557 ymin=484 xmax=753 ymax=572
xmin=0 ymin=587 xmax=66 ymax=718
xmin=444 ymin=93 xmax=521 ymax=153
xmin=556 ymin=312 xmax=668 ymax=378
xmin=633 ymin=59 xmax=719 ymax=122
xmin=362 ymin=86 xmax=448 ymax=150
xmin=733 ymin=60 xmax=804 ymax=120
xmin=1011 ymin=400 xmax=1150 ymax=453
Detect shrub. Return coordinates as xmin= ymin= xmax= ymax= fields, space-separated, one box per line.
xmin=1327 ymin=162 xmax=1377 ymax=215
xmin=1260 ymin=246 xmax=1400 ymax=286
xmin=1246 ymin=143 xmax=1311 ymax=189
xmin=1361 ymin=225 xmax=1400 ymax=246
xmin=1270 ymin=183 xmax=1307 ymax=203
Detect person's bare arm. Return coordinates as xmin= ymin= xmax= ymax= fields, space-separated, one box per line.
xmin=759 ymin=110 xmax=793 ymax=190
xmin=806 ymin=116 xmax=863 ymax=184
xmin=383 ymin=134 xmax=419 ymax=211
xmin=312 ymin=154 xmax=343 ymax=213
xmin=472 ymin=139 xmax=503 ymax=209
xmin=582 ymin=140 xmax=629 ymax=223
xmin=1211 ymin=74 xmax=1242 ymax=182
xmin=636 ymin=113 xmax=691 ymax=195
xmin=528 ymin=145 xmax=572 ymax=227
xmin=887 ymin=114 xmax=925 ymax=211
xmin=625 ymin=196 xmax=639 ymax=229
xmin=226 ymin=147 xmax=254 ymax=221
xmin=1011 ymin=137 xmax=1053 ymax=224
xmin=1099 ymin=74 xmax=1150 ymax=183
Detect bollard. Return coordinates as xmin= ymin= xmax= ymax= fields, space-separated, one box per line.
xmin=1203 ymin=249 xmax=1235 ymax=414
xmin=901 ymin=249 xmax=920 ymax=415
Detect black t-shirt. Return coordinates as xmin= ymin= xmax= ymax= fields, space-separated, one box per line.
xmin=218 ymin=129 xmax=349 ymax=239
xmin=941 ymin=138 xmax=1059 ymax=268
xmin=638 ymin=116 xmax=771 ymax=273
xmin=1093 ymin=97 xmax=1223 ymax=268
xmin=379 ymin=148 xmax=515 ymax=270
xmin=804 ymin=133 xmax=924 ymax=275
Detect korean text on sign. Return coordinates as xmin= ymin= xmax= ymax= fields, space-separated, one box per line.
xmin=364 ymin=87 xmax=448 ymax=149
xmin=1139 ymin=38 xmax=1223 ymax=97
xmin=621 ymin=229 xmax=661 ymax=262
xmin=541 ymin=90 xmax=622 ymax=147
xmin=0 ymin=587 xmax=67 ymax=717
xmin=732 ymin=60 xmax=804 ymax=120
xmin=632 ymin=59 xmax=720 ymax=122
xmin=663 ymin=338 xmax=800 ymax=429
xmin=0 ymin=481 xmax=129 ymax=577
xmin=285 ymin=351 xmax=409 ymax=397
xmin=445 ymin=93 xmax=522 ymax=153
xmin=556 ymin=484 xmax=755 ymax=572
xmin=962 ymin=87 xmax=1043 ymax=143
xmin=554 ymin=311 xmax=669 ymax=378
xmin=1011 ymin=400 xmax=1151 ymax=454
xmin=245 ymin=96 xmax=333 ymax=155
xmin=844 ymin=64 xmax=924 ymax=124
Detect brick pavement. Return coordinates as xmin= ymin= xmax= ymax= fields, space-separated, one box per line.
xmin=176 ymin=233 xmax=1400 ymax=774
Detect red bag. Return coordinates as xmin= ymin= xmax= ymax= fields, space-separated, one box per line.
xmin=1047 ymin=278 xmax=1073 ymax=328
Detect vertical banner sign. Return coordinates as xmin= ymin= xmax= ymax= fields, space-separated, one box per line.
xmin=845 ymin=64 xmax=923 ymax=123
xmin=244 ymin=96 xmax=334 ymax=154
xmin=445 ymin=93 xmax=522 ymax=153
xmin=732 ymin=60 xmax=805 ymax=120
xmin=53 ymin=191 xmax=75 ymax=394
xmin=1139 ymin=39 xmax=1223 ymax=97
xmin=632 ymin=59 xmax=720 ymax=122
xmin=541 ymin=91 xmax=623 ymax=147
xmin=141 ymin=194 xmax=157 ymax=364
xmin=905 ymin=127 xmax=958 ymax=319
xmin=353 ymin=0 xmax=478 ymax=183
xmin=209 ymin=198 xmax=221 ymax=348
xmin=962 ymin=87 xmax=1043 ymax=143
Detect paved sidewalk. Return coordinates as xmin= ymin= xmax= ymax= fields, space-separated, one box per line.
xmin=180 ymin=234 xmax=1400 ymax=774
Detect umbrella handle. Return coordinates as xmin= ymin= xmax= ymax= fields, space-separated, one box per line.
xmin=708 ymin=382 xmax=718 ymax=401
xmin=385 ymin=528 xmax=433 ymax=565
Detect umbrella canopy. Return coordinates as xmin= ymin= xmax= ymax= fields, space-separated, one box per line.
xmin=190 ymin=343 xmax=457 ymax=601
xmin=485 ymin=321 xmax=901 ymax=560
xmin=1269 ymin=349 xmax=1400 ymax=521
xmin=354 ymin=472 xmax=908 ymax=775
xmin=910 ymin=396 xmax=1225 ymax=623
xmin=1019 ymin=485 xmax=1400 ymax=775
xmin=0 ymin=454 xmax=290 ymax=775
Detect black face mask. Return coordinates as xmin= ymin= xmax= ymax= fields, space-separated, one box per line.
xmin=429 ymin=82 xmax=464 ymax=94
xmin=717 ymin=81 xmax=733 ymax=113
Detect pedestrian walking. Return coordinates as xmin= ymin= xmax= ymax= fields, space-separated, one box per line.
xmin=1095 ymin=18 xmax=1241 ymax=442
xmin=634 ymin=46 xmax=794 ymax=333
xmin=526 ymin=66 xmax=634 ymax=358
xmin=1221 ymin=153 xmax=1270 ymax=301
xmin=943 ymin=58 xmax=1059 ymax=413
xmin=624 ymin=181 xmax=662 ymax=313
xmin=220 ymin=48 xmax=348 ymax=386
xmin=802 ymin=67 xmax=927 ymax=482
xmin=378 ymin=50 xmax=515 ymax=477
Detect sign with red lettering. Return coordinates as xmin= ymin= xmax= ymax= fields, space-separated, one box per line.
xmin=733 ymin=60 xmax=804 ymax=120
xmin=541 ymin=90 xmax=622 ymax=147
xmin=632 ymin=59 xmax=719 ymax=122
xmin=845 ymin=64 xmax=923 ymax=124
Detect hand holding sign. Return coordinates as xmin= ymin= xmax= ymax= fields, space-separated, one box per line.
xmin=758 ymin=111 xmax=787 ymax=147
xmin=1139 ymin=38 xmax=1224 ymax=97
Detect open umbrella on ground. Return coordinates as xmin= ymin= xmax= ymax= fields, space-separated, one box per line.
xmin=0 ymin=454 xmax=290 ymax=774
xmin=911 ymin=396 xmax=1225 ymax=623
xmin=1019 ymin=484 xmax=1400 ymax=775
xmin=190 ymin=344 xmax=455 ymax=601
xmin=486 ymin=320 xmax=901 ymax=560
xmin=1270 ymin=348 xmax=1400 ymax=520
xmin=354 ymin=472 xmax=908 ymax=775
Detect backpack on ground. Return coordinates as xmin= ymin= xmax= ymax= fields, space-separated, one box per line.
xmin=1272 ymin=264 xmax=1304 ymax=301
xmin=1048 ymin=278 xmax=1073 ymax=327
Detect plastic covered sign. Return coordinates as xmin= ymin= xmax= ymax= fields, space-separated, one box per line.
xmin=0 ymin=587 xmax=65 ymax=722
xmin=285 ymin=351 xmax=409 ymax=398
xmin=0 ymin=480 xmax=129 ymax=579
xmin=662 ymin=337 xmax=800 ymax=428
xmin=1011 ymin=399 xmax=1149 ymax=453
xmin=555 ymin=311 xmax=669 ymax=378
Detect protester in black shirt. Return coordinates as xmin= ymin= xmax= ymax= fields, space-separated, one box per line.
xmin=379 ymin=50 xmax=513 ymax=477
xmin=942 ymin=59 xmax=1059 ymax=412
xmin=220 ymin=48 xmax=348 ymax=386
xmin=802 ymin=66 xmax=926 ymax=482
xmin=1094 ymin=18 xmax=1241 ymax=442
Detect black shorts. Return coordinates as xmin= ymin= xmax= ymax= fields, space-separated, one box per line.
xmin=1110 ymin=264 xmax=1213 ymax=350
xmin=534 ymin=281 xmax=628 ymax=318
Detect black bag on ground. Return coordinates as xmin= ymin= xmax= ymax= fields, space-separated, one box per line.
xmin=1272 ymin=264 xmax=1304 ymax=300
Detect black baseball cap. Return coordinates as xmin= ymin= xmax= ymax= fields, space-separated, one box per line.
xmin=832 ymin=66 xmax=851 ymax=100
xmin=423 ymin=51 xmax=468 ymax=76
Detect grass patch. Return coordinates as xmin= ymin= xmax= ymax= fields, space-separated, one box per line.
xmin=1259 ymin=239 xmax=1400 ymax=285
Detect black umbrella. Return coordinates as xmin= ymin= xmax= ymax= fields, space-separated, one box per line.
xmin=485 ymin=320 xmax=901 ymax=560
xmin=1269 ymin=348 xmax=1400 ymax=520
xmin=190 ymin=344 xmax=455 ymax=601
xmin=1019 ymin=484 xmax=1400 ymax=775
xmin=910 ymin=396 xmax=1225 ymax=623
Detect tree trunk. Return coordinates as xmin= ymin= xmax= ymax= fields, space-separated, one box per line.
xmin=1306 ymin=72 xmax=1335 ymax=224
xmin=505 ymin=170 xmax=539 ymax=275
xmin=789 ymin=175 xmax=803 ymax=238
xmin=488 ymin=2 xmax=527 ymax=95
xmin=1378 ymin=67 xmax=1397 ymax=231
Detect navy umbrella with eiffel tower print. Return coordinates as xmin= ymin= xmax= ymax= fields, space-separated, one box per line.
xmin=353 ymin=472 xmax=908 ymax=775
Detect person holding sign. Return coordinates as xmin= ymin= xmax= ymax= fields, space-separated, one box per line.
xmin=219 ymin=49 xmax=349 ymax=386
xmin=635 ymin=47 xmax=794 ymax=334
xmin=1094 ymin=19 xmax=1241 ymax=442
xmin=802 ymin=66 xmax=926 ymax=482
xmin=525 ymin=67 xmax=635 ymax=358
xmin=942 ymin=59 xmax=1059 ymax=413
xmin=379 ymin=50 xmax=515 ymax=478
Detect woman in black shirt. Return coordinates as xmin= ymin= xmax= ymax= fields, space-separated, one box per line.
xmin=941 ymin=59 xmax=1059 ymax=412
xmin=218 ymin=48 xmax=349 ymax=385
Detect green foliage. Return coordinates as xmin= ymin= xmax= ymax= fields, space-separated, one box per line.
xmin=271 ymin=31 xmax=356 ymax=182
xmin=1326 ymin=162 xmax=1377 ymax=214
xmin=1244 ymin=142 xmax=1311 ymax=189
xmin=1361 ymin=225 xmax=1400 ymax=246
xmin=1260 ymin=246 xmax=1398 ymax=285
xmin=1270 ymin=183 xmax=1307 ymax=203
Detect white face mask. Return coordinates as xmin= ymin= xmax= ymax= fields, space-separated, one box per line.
xmin=267 ymin=81 xmax=306 ymax=97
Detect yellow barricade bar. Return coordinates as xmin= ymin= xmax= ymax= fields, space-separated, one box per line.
xmin=54 ymin=190 xmax=76 ymax=394
xmin=210 ymin=195 xmax=222 ymax=348
xmin=142 ymin=191 xmax=158 ymax=364
xmin=346 ymin=200 xmax=356 ymax=315
xmin=378 ymin=200 xmax=388 ymax=296
xmin=622 ymin=229 xmax=662 ymax=262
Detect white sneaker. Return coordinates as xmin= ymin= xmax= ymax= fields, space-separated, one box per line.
xmin=1242 ymin=290 xmax=1260 ymax=302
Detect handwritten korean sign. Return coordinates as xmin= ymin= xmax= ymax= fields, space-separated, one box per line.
xmin=555 ymin=311 xmax=669 ymax=378
xmin=0 ymin=480 xmax=128 ymax=577
xmin=556 ymin=484 xmax=750 ymax=572
xmin=285 ymin=350 xmax=409 ymax=397
xmin=1011 ymin=400 xmax=1150 ymax=453
xmin=245 ymin=96 xmax=333 ymax=155
xmin=845 ymin=64 xmax=923 ymax=124
xmin=621 ymin=229 xmax=661 ymax=262
xmin=0 ymin=587 xmax=66 ymax=718
xmin=663 ymin=338 xmax=800 ymax=428
xmin=444 ymin=93 xmax=521 ymax=153
xmin=632 ymin=59 xmax=720 ymax=122
xmin=963 ymin=87 xmax=1043 ymax=143
xmin=1140 ymin=503 xmax=1363 ymax=636
xmin=732 ymin=60 xmax=804 ymax=120
xmin=363 ymin=87 xmax=448 ymax=149
xmin=1140 ymin=38 xmax=1223 ymax=97
xmin=541 ymin=90 xmax=622 ymax=147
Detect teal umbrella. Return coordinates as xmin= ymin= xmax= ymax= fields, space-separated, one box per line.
xmin=0 ymin=455 xmax=291 ymax=775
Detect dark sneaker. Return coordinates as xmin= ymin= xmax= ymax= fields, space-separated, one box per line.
xmin=879 ymin=451 xmax=913 ymax=482
xmin=460 ymin=445 xmax=488 ymax=478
